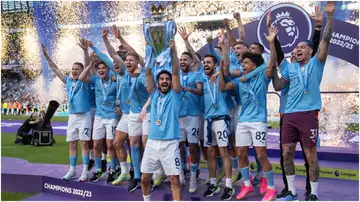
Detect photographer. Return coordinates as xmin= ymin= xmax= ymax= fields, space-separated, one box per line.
xmin=14 ymin=113 xmax=41 ymax=144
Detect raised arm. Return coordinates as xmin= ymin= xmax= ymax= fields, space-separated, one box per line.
xmin=317 ymin=1 xmax=335 ymax=62
xmin=102 ymin=28 xmax=124 ymax=70
xmin=78 ymin=54 xmax=96 ymax=84
xmin=310 ymin=5 xmax=324 ymax=56
xmin=222 ymin=38 xmax=231 ymax=77
xmin=170 ymin=40 xmax=181 ymax=93
xmin=207 ymin=36 xmax=222 ymax=62
xmin=178 ymin=27 xmax=201 ymax=71
xmin=79 ymin=38 xmax=90 ymax=67
xmin=223 ymin=19 xmax=236 ymax=46
xmin=113 ymin=25 xmax=144 ymax=67
xmin=272 ymin=68 xmax=289 ymax=91
xmin=218 ymin=59 xmax=235 ymax=91
xmin=88 ymin=40 xmax=114 ymax=69
xmin=264 ymin=26 xmax=278 ymax=77
xmin=233 ymin=12 xmax=245 ymax=41
xmin=41 ymin=44 xmax=65 ymax=83
xmin=145 ymin=66 xmax=155 ymax=94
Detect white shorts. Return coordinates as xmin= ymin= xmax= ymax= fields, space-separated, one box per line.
xmin=199 ymin=114 xmax=205 ymax=140
xmin=236 ymin=122 xmax=268 ymax=147
xmin=204 ymin=119 xmax=229 ymax=147
xmin=116 ymin=113 xmax=129 ymax=133
xmin=228 ymin=108 xmax=236 ymax=134
xmin=179 ymin=116 xmax=200 ymax=144
xmin=92 ymin=116 xmax=119 ymax=140
xmin=128 ymin=112 xmax=150 ymax=136
xmin=66 ymin=112 xmax=92 ymax=142
xmin=141 ymin=139 xmax=181 ymax=176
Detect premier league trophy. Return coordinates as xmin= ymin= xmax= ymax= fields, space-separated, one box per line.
xmin=143 ymin=3 xmax=177 ymax=75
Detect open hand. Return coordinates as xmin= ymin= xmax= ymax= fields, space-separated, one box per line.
xmin=311 ymin=5 xmax=324 ymax=24
xmin=102 ymin=29 xmax=109 ymax=38
xmin=78 ymin=38 xmax=88 ymax=50
xmin=178 ymin=26 xmax=191 ymax=41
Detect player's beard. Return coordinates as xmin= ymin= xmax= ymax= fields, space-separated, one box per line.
xmin=181 ymin=64 xmax=190 ymax=73
xmin=159 ymin=82 xmax=171 ymax=94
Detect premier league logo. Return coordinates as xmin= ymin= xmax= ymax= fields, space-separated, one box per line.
xmin=257 ymin=3 xmax=312 ymax=57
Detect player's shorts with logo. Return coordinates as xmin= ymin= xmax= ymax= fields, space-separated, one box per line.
xmin=141 ymin=139 xmax=181 ymax=176
xmin=128 ymin=112 xmax=150 ymax=136
xmin=236 ymin=122 xmax=268 ymax=147
xmin=204 ymin=119 xmax=229 ymax=147
xmin=92 ymin=116 xmax=118 ymax=140
xmin=66 ymin=112 xmax=92 ymax=142
xmin=281 ymin=110 xmax=319 ymax=148
xmin=179 ymin=116 xmax=200 ymax=144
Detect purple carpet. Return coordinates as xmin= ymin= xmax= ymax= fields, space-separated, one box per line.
xmin=0 ymin=157 xmax=358 ymax=201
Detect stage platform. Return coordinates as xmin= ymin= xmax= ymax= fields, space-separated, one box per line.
xmin=1 ymin=157 xmax=358 ymax=201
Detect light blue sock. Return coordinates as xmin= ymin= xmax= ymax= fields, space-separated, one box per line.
xmin=130 ymin=146 xmax=141 ymax=179
xmin=70 ymin=156 xmax=77 ymax=167
xmin=231 ymin=156 xmax=239 ymax=169
xmin=216 ymin=156 xmax=223 ymax=169
xmin=95 ymin=157 xmax=102 ymax=171
xmin=190 ymin=163 xmax=199 ymax=172
xmin=82 ymin=155 xmax=89 ymax=165
xmin=264 ymin=170 xmax=274 ymax=187
xmin=110 ymin=158 xmax=117 ymax=171
xmin=181 ymin=163 xmax=186 ymax=171
xmin=241 ymin=167 xmax=250 ymax=181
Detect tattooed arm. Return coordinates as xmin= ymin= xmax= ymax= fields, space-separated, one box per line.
xmin=317 ymin=2 xmax=335 ymax=62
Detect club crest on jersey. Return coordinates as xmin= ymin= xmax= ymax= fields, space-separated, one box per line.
xmin=112 ymin=75 xmax=117 ymax=81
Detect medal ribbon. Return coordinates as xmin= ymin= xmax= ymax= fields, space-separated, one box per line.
xmin=100 ymin=78 xmax=111 ymax=103
xmin=206 ymin=77 xmax=217 ymax=106
xmin=69 ymin=80 xmax=80 ymax=102
xmin=298 ymin=63 xmax=309 ymax=93
xmin=155 ymin=91 xmax=171 ymax=122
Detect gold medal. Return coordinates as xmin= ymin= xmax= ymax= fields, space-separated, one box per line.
xmin=212 ymin=103 xmax=216 ymax=109
xmin=126 ymin=99 xmax=130 ymax=104
xmin=116 ymin=100 xmax=120 ymax=106
xmin=156 ymin=119 xmax=161 ymax=126
xmin=304 ymin=90 xmax=307 ymax=94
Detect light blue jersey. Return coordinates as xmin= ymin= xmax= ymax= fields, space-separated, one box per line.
xmin=197 ymin=75 xmax=228 ymax=119
xmin=89 ymin=81 xmax=96 ymax=109
xmin=116 ymin=72 xmax=130 ymax=114
xmin=281 ymin=55 xmax=325 ymax=114
xmin=149 ymin=88 xmax=181 ymax=140
xmin=65 ymin=76 xmax=90 ymax=114
xmin=180 ymin=71 xmax=202 ymax=117
xmin=128 ymin=72 xmax=149 ymax=113
xmin=279 ymin=63 xmax=289 ymax=114
xmin=232 ymin=69 xmax=271 ymax=123
xmin=90 ymin=76 xmax=119 ymax=119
